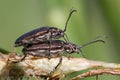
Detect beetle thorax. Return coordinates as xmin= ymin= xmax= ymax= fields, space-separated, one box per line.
xmin=50 ymin=27 xmax=64 ymax=39
xmin=64 ymin=43 xmax=80 ymax=54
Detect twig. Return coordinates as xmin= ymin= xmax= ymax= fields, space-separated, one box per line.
xmin=71 ymin=69 xmax=120 ymax=80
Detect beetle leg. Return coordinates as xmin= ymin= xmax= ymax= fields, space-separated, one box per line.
xmin=64 ymin=33 xmax=70 ymax=43
xmin=45 ymin=32 xmax=52 ymax=59
xmin=65 ymin=47 xmax=72 ymax=60
xmin=45 ymin=50 xmax=51 ymax=59
xmin=21 ymin=52 xmax=27 ymax=61
xmin=49 ymin=54 xmax=62 ymax=77
xmin=13 ymin=47 xmax=17 ymax=55
xmin=47 ymin=32 xmax=52 ymax=59
xmin=55 ymin=55 xmax=62 ymax=70
xmin=66 ymin=52 xmax=71 ymax=60
xmin=48 ymin=39 xmax=52 ymax=59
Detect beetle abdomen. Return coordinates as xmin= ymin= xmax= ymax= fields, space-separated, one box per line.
xmin=15 ymin=26 xmax=49 ymax=42
xmin=15 ymin=26 xmax=50 ymax=46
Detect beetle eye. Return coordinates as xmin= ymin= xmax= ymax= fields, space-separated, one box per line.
xmin=59 ymin=31 xmax=61 ymax=34
xmin=74 ymin=47 xmax=76 ymax=51
xmin=57 ymin=31 xmax=61 ymax=35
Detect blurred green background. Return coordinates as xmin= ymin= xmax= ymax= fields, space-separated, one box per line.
xmin=0 ymin=0 xmax=120 ymax=80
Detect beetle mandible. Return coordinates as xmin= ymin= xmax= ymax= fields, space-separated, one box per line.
xmin=14 ymin=9 xmax=77 ymax=47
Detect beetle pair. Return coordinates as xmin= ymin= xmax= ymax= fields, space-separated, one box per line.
xmin=14 ymin=9 xmax=78 ymax=60
xmin=14 ymin=8 xmax=105 ymax=62
xmin=14 ymin=9 xmax=105 ymax=77
xmin=14 ymin=9 xmax=78 ymax=76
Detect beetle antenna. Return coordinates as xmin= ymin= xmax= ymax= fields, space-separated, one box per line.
xmin=79 ymin=35 xmax=107 ymax=49
xmin=78 ymin=48 xmax=87 ymax=58
xmin=79 ymin=40 xmax=105 ymax=48
xmin=63 ymin=8 xmax=77 ymax=32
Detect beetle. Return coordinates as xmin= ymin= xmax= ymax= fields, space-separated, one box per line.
xmin=14 ymin=9 xmax=77 ymax=47
xmin=21 ymin=38 xmax=105 ymax=61
xmin=21 ymin=40 xmax=81 ymax=60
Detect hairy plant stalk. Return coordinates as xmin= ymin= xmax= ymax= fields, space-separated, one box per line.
xmin=0 ymin=53 xmax=120 ymax=80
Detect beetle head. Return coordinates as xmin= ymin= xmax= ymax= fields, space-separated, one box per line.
xmin=50 ymin=27 xmax=64 ymax=39
xmin=70 ymin=43 xmax=81 ymax=54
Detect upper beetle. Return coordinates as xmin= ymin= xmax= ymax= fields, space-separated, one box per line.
xmin=14 ymin=9 xmax=77 ymax=47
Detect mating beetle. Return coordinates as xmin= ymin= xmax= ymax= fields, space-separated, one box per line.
xmin=21 ymin=40 xmax=81 ymax=61
xmin=21 ymin=38 xmax=105 ymax=61
xmin=14 ymin=9 xmax=76 ymax=47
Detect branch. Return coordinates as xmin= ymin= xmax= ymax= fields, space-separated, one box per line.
xmin=71 ymin=69 xmax=120 ymax=80
xmin=0 ymin=52 xmax=120 ymax=80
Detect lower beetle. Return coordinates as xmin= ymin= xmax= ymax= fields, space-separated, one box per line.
xmin=21 ymin=38 xmax=105 ymax=61
xmin=22 ymin=40 xmax=81 ymax=60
